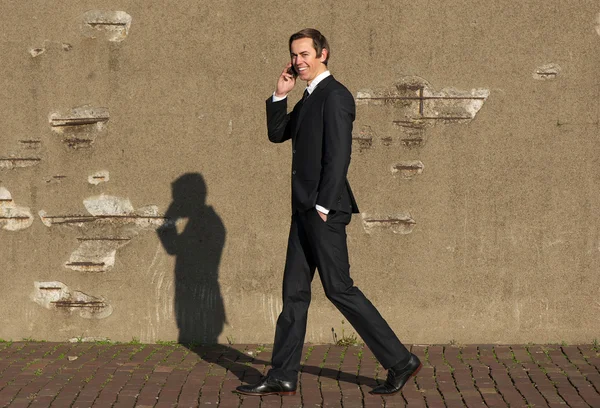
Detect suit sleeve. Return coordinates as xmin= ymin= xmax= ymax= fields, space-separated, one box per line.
xmin=266 ymin=96 xmax=292 ymax=143
xmin=317 ymin=89 xmax=355 ymax=210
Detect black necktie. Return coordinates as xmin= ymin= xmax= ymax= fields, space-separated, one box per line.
xmin=302 ymin=89 xmax=309 ymax=102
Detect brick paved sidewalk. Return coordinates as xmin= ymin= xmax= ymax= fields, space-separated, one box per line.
xmin=0 ymin=342 xmax=599 ymax=407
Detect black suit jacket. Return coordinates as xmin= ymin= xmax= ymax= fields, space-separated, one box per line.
xmin=266 ymin=75 xmax=359 ymax=214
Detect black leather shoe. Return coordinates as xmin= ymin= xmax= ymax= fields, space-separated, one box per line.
xmin=369 ymin=354 xmax=422 ymax=396
xmin=235 ymin=376 xmax=297 ymax=396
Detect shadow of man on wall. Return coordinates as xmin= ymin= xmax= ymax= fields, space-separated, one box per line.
xmin=156 ymin=173 xmax=266 ymax=382
xmin=156 ymin=173 xmax=379 ymax=389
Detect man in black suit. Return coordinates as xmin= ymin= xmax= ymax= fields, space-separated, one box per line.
xmin=236 ymin=28 xmax=421 ymax=397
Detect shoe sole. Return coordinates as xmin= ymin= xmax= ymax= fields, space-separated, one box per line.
xmin=234 ymin=390 xmax=296 ymax=396
xmin=412 ymin=363 xmax=423 ymax=377
xmin=369 ymin=363 xmax=423 ymax=396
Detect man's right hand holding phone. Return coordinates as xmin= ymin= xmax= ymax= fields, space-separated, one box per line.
xmin=275 ymin=62 xmax=297 ymax=98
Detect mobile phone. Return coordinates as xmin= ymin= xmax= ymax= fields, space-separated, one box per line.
xmin=287 ymin=65 xmax=298 ymax=78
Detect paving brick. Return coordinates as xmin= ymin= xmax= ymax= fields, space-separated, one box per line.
xmin=1 ymin=343 xmax=600 ymax=407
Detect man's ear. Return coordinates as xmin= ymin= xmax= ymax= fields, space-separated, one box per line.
xmin=320 ymin=48 xmax=328 ymax=63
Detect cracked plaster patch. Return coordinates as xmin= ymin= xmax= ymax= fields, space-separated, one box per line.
xmin=0 ymin=187 xmax=34 ymax=231
xmin=39 ymin=194 xmax=164 ymax=272
xmin=356 ymin=76 xmax=489 ymax=132
xmin=49 ymin=105 xmax=109 ymax=149
xmin=0 ymin=140 xmax=42 ymax=170
xmin=391 ymin=161 xmax=424 ymax=179
xmin=88 ymin=171 xmax=109 ymax=185
xmin=81 ymin=10 xmax=132 ymax=42
xmin=361 ymin=213 xmax=416 ymax=235
xmin=533 ymin=63 xmax=561 ymax=80
xmin=29 ymin=47 xmax=45 ymax=57
xmin=31 ymin=281 xmax=113 ymax=319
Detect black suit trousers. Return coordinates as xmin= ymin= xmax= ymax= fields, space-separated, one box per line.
xmin=269 ymin=209 xmax=410 ymax=381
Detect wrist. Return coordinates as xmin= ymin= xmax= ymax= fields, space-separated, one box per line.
xmin=315 ymin=205 xmax=329 ymax=215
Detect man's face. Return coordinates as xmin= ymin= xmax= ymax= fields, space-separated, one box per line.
xmin=290 ymin=38 xmax=328 ymax=84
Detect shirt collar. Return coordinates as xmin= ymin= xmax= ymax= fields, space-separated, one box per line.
xmin=306 ymin=70 xmax=331 ymax=95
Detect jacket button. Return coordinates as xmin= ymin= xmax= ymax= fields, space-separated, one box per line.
xmin=292 ymin=150 xmax=296 ymax=154
xmin=292 ymin=170 xmax=296 ymax=175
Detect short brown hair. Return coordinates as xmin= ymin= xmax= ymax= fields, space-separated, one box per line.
xmin=289 ymin=28 xmax=330 ymax=65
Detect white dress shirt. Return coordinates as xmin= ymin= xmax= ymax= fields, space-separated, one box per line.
xmin=272 ymin=70 xmax=331 ymax=102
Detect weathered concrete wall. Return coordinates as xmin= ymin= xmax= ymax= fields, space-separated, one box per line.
xmin=1 ymin=1 xmax=599 ymax=344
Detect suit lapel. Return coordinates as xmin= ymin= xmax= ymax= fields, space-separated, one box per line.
xmin=293 ymin=76 xmax=335 ymax=138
